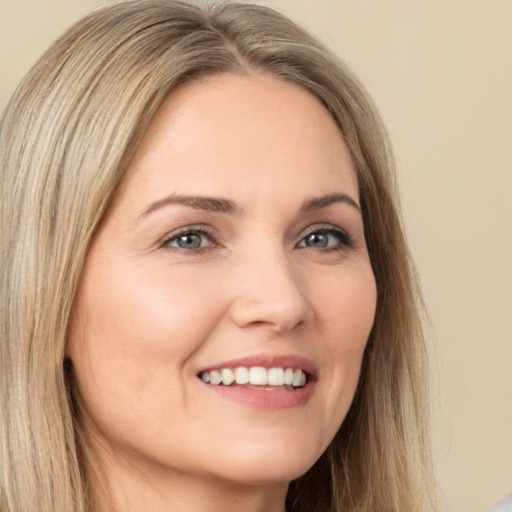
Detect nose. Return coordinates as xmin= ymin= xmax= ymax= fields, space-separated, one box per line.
xmin=228 ymin=250 xmax=314 ymax=333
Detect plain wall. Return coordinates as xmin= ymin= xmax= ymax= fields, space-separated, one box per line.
xmin=1 ymin=1 xmax=510 ymax=511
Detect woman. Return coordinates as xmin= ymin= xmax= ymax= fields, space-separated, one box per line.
xmin=0 ymin=1 xmax=437 ymax=511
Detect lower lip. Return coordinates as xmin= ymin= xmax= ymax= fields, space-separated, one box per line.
xmin=199 ymin=379 xmax=316 ymax=410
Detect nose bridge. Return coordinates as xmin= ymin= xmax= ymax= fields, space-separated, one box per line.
xmin=228 ymin=239 xmax=312 ymax=332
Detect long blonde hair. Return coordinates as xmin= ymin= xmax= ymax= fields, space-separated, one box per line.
xmin=0 ymin=1 xmax=436 ymax=511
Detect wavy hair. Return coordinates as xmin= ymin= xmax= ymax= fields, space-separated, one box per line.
xmin=0 ymin=1 xmax=436 ymax=511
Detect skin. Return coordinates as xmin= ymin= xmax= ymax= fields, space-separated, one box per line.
xmin=67 ymin=73 xmax=377 ymax=512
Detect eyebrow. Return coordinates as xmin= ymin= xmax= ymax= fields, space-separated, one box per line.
xmin=140 ymin=194 xmax=239 ymax=218
xmin=300 ymin=193 xmax=361 ymax=213
xmin=139 ymin=191 xmax=361 ymax=218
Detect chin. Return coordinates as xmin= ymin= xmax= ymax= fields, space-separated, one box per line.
xmin=201 ymin=440 xmax=321 ymax=486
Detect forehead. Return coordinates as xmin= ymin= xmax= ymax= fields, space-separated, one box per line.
xmin=115 ymin=72 xmax=358 ymax=211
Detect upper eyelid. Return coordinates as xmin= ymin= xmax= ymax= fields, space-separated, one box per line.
xmin=301 ymin=223 xmax=344 ymax=233
xmin=299 ymin=223 xmax=351 ymax=238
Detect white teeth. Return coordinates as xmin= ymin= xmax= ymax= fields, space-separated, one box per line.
xmin=249 ymin=367 xmax=267 ymax=385
xmin=268 ymin=367 xmax=285 ymax=386
xmin=292 ymin=369 xmax=303 ymax=387
xmin=200 ymin=367 xmax=307 ymax=388
xmin=221 ymin=368 xmax=235 ymax=385
xmin=209 ymin=370 xmax=222 ymax=385
xmin=235 ymin=367 xmax=249 ymax=384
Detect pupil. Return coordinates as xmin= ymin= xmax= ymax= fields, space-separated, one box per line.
xmin=178 ymin=234 xmax=201 ymax=249
xmin=307 ymin=233 xmax=328 ymax=247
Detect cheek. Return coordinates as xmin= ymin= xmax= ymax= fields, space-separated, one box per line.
xmin=66 ymin=263 xmax=227 ymax=420
xmin=312 ymin=265 xmax=376 ymax=426
xmin=317 ymin=263 xmax=377 ymax=350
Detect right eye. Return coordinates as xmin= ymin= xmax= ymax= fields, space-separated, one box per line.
xmin=161 ymin=228 xmax=216 ymax=251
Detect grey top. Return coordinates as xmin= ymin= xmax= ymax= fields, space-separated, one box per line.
xmin=485 ymin=493 xmax=512 ymax=512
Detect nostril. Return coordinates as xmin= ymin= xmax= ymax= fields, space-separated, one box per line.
xmin=229 ymin=293 xmax=312 ymax=333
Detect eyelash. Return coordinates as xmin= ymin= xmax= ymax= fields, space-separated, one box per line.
xmin=160 ymin=224 xmax=353 ymax=253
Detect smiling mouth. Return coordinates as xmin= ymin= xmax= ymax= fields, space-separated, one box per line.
xmin=198 ymin=366 xmax=307 ymax=389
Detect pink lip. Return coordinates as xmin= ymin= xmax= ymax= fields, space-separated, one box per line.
xmin=196 ymin=354 xmax=317 ymax=410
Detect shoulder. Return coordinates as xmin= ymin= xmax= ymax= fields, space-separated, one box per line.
xmin=484 ymin=493 xmax=512 ymax=512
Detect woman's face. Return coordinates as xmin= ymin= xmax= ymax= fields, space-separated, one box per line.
xmin=68 ymin=74 xmax=377 ymax=488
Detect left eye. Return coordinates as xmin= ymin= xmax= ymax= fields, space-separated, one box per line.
xmin=163 ymin=230 xmax=213 ymax=250
xmin=298 ymin=229 xmax=351 ymax=249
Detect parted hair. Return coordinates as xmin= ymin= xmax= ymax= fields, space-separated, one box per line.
xmin=0 ymin=1 xmax=436 ymax=511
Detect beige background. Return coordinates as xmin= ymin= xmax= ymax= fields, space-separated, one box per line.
xmin=1 ymin=1 xmax=510 ymax=511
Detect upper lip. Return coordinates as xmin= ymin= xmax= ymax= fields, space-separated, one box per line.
xmin=197 ymin=354 xmax=317 ymax=378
